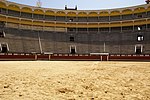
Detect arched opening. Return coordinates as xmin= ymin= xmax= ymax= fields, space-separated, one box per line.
xmin=0 ymin=43 xmax=9 ymax=53
xmin=45 ymin=10 xmax=55 ymax=21
xmin=21 ymin=7 xmax=32 ymax=18
xmin=67 ymin=12 xmax=76 ymax=22
xmin=70 ymin=45 xmax=76 ymax=54
xmin=135 ymin=44 xmax=143 ymax=54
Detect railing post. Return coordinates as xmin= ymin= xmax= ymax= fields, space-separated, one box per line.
xmin=35 ymin=54 xmax=37 ymax=60
xmin=100 ymin=55 xmax=102 ymax=61
xmin=49 ymin=54 xmax=51 ymax=60
xmin=107 ymin=55 xmax=109 ymax=61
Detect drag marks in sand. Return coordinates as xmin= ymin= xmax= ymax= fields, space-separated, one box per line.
xmin=0 ymin=61 xmax=150 ymax=99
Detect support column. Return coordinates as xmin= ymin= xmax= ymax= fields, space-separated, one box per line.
xmin=38 ymin=31 xmax=43 ymax=54
xmin=104 ymin=42 xmax=106 ymax=52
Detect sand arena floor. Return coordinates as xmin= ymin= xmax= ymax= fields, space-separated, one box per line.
xmin=0 ymin=61 xmax=150 ymax=100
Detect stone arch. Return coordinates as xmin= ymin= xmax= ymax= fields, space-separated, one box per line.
xmin=21 ymin=7 xmax=32 ymax=13
xmin=67 ymin=12 xmax=76 ymax=17
xmin=56 ymin=11 xmax=66 ymax=16
xmin=122 ymin=9 xmax=133 ymax=15
xmin=45 ymin=10 xmax=55 ymax=15
xmin=33 ymin=9 xmax=44 ymax=14
xmin=99 ymin=11 xmax=109 ymax=16
xmin=110 ymin=10 xmax=120 ymax=16
xmin=8 ymin=4 xmax=20 ymax=11
xmin=0 ymin=1 xmax=6 ymax=8
xmin=134 ymin=7 xmax=146 ymax=13
xmin=88 ymin=12 xmax=98 ymax=17
xmin=78 ymin=12 xmax=87 ymax=17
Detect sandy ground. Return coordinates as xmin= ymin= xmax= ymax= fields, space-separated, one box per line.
xmin=0 ymin=61 xmax=150 ymax=100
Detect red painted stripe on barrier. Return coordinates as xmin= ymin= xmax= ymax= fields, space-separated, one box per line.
xmin=0 ymin=55 xmax=35 ymax=60
xmin=0 ymin=54 xmax=150 ymax=61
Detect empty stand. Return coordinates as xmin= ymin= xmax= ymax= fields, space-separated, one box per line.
xmin=78 ymin=17 xmax=87 ymax=22
xmin=33 ymin=14 xmax=44 ymax=20
xmin=0 ymin=8 xmax=7 ymax=15
xmin=8 ymin=10 xmax=20 ymax=17
xmin=110 ymin=16 xmax=121 ymax=21
xmin=21 ymin=12 xmax=32 ymax=19
xmin=88 ymin=17 xmax=98 ymax=22
xmin=99 ymin=16 xmax=109 ymax=22
xmin=122 ymin=14 xmax=133 ymax=20
xmin=45 ymin=15 xmax=55 ymax=21
xmin=0 ymin=0 xmax=150 ymax=56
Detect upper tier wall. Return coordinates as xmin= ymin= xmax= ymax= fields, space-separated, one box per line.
xmin=1 ymin=0 xmax=150 ymax=17
xmin=1 ymin=0 xmax=150 ymax=31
